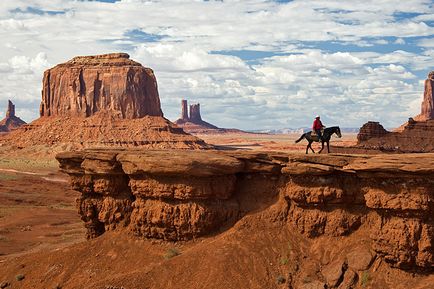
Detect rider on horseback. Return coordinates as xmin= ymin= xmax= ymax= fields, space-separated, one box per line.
xmin=312 ymin=115 xmax=325 ymax=141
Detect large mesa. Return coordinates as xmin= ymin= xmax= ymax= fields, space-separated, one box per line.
xmin=39 ymin=53 xmax=163 ymax=119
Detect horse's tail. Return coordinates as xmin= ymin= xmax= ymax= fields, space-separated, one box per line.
xmin=295 ymin=133 xmax=305 ymax=143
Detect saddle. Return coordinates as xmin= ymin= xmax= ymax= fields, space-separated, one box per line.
xmin=310 ymin=129 xmax=324 ymax=137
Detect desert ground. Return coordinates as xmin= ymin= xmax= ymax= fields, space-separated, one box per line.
xmin=0 ymin=153 xmax=84 ymax=259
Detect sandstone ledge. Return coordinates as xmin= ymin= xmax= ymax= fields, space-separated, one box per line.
xmin=57 ymin=150 xmax=434 ymax=270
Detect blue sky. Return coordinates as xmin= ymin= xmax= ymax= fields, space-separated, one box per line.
xmin=0 ymin=0 xmax=433 ymax=129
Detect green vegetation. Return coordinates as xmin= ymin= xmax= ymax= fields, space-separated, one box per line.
xmin=15 ymin=274 xmax=25 ymax=281
xmin=360 ymin=271 xmax=370 ymax=287
xmin=164 ymin=248 xmax=181 ymax=259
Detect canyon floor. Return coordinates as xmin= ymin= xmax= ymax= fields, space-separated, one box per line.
xmin=1 ymin=132 xmax=433 ymax=289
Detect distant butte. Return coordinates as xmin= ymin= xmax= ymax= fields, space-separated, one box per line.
xmin=175 ymin=99 xmax=246 ymax=134
xmin=415 ymin=70 xmax=434 ymax=121
xmin=0 ymin=100 xmax=26 ymax=132
xmin=356 ymin=71 xmax=434 ymax=152
xmin=175 ymin=99 xmax=218 ymax=130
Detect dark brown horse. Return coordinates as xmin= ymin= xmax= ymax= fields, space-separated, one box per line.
xmin=295 ymin=126 xmax=342 ymax=154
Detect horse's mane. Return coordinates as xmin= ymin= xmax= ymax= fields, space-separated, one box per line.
xmin=325 ymin=126 xmax=339 ymax=131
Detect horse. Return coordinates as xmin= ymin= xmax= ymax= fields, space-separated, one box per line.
xmin=295 ymin=126 xmax=342 ymax=154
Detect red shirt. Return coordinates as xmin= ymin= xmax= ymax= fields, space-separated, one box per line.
xmin=313 ymin=119 xmax=323 ymax=130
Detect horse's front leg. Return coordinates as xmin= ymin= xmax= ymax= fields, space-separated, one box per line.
xmin=318 ymin=141 xmax=324 ymax=153
xmin=327 ymin=141 xmax=330 ymax=153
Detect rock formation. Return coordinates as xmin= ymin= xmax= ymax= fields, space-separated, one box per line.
xmin=415 ymin=71 xmax=434 ymax=121
xmin=0 ymin=54 xmax=208 ymax=151
xmin=58 ymin=149 xmax=434 ymax=273
xmin=189 ymin=103 xmax=202 ymax=122
xmin=356 ymin=71 xmax=434 ymax=152
xmin=181 ymin=99 xmax=188 ymax=120
xmin=0 ymin=100 xmax=26 ymax=132
xmin=356 ymin=121 xmax=389 ymax=142
xmin=175 ymin=99 xmax=241 ymax=134
xmin=39 ymin=53 xmax=163 ymax=119
xmin=6 ymin=100 xmax=14 ymax=118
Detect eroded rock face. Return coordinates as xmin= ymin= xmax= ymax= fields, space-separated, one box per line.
xmin=57 ymin=150 xmax=434 ymax=270
xmin=0 ymin=100 xmax=26 ymax=132
xmin=416 ymin=71 xmax=434 ymax=121
xmin=357 ymin=121 xmax=389 ymax=143
xmin=40 ymin=53 xmax=163 ymax=118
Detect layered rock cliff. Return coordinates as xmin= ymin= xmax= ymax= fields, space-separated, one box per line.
xmin=57 ymin=150 xmax=434 ymax=273
xmin=0 ymin=100 xmax=26 ymax=132
xmin=39 ymin=53 xmax=163 ymax=119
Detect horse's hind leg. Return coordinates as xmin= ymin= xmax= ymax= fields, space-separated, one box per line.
xmin=308 ymin=141 xmax=315 ymax=154
xmin=327 ymin=141 xmax=330 ymax=153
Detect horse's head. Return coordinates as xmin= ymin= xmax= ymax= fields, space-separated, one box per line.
xmin=335 ymin=127 xmax=342 ymax=138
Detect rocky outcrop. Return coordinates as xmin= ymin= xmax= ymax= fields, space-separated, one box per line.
xmin=39 ymin=53 xmax=163 ymax=119
xmin=0 ymin=100 xmax=26 ymax=132
xmin=6 ymin=100 xmax=14 ymax=118
xmin=57 ymin=150 xmax=434 ymax=271
xmin=415 ymin=71 xmax=434 ymax=121
xmin=189 ymin=103 xmax=202 ymax=122
xmin=357 ymin=121 xmax=389 ymax=143
xmin=174 ymin=99 xmax=245 ymax=134
xmin=181 ymin=99 xmax=188 ymax=120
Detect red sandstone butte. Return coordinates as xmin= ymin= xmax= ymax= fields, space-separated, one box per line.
xmin=0 ymin=100 xmax=26 ymax=132
xmin=357 ymin=121 xmax=389 ymax=142
xmin=39 ymin=53 xmax=163 ymax=119
xmin=415 ymin=71 xmax=434 ymax=121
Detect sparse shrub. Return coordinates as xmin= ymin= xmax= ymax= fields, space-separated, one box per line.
xmin=164 ymin=248 xmax=180 ymax=259
xmin=15 ymin=274 xmax=25 ymax=281
xmin=276 ymin=275 xmax=286 ymax=284
xmin=360 ymin=271 xmax=370 ymax=287
xmin=280 ymin=257 xmax=289 ymax=265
